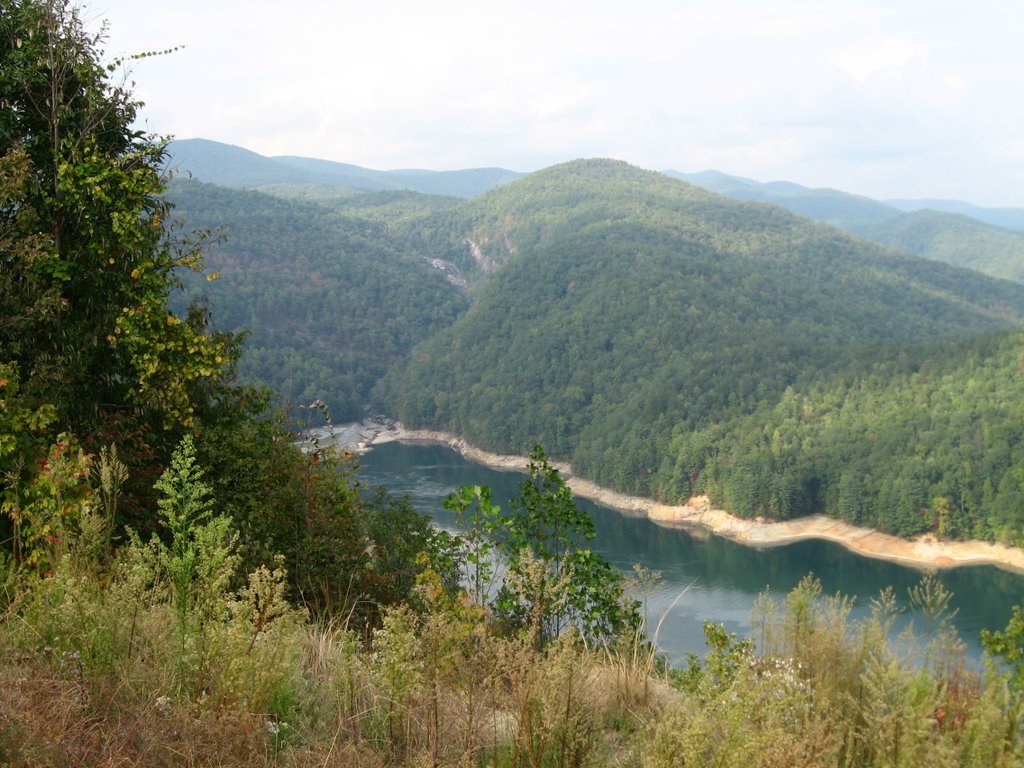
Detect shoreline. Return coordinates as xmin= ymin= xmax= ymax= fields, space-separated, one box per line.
xmin=346 ymin=419 xmax=1024 ymax=575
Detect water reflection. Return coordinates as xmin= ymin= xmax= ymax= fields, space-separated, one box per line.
xmin=357 ymin=440 xmax=1024 ymax=665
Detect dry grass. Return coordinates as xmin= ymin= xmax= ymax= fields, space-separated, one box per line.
xmin=3 ymin=558 xmax=1022 ymax=768
xmin=0 ymin=654 xmax=275 ymax=767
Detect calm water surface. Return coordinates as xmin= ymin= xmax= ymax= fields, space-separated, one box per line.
xmin=358 ymin=441 xmax=1024 ymax=666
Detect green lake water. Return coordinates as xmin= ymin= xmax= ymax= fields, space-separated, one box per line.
xmin=357 ymin=440 xmax=1024 ymax=666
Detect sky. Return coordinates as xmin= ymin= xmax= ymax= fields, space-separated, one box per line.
xmin=87 ymin=0 xmax=1024 ymax=207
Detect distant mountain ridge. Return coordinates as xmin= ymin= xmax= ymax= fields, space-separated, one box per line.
xmin=165 ymin=138 xmax=525 ymax=198
xmin=667 ymin=169 xmax=1024 ymax=283
xmin=665 ymin=169 xmax=902 ymax=229
xmin=887 ymin=198 xmax=1024 ymax=232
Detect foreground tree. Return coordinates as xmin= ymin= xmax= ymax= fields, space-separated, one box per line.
xmin=0 ymin=0 xmax=235 ymax=427
xmin=447 ymin=445 xmax=636 ymax=648
xmin=1 ymin=0 xmax=236 ymax=542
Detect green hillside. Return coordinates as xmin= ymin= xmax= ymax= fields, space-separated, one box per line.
xmin=853 ymin=209 xmax=1024 ymax=284
xmin=167 ymin=180 xmax=469 ymax=419
xmin=647 ymin=331 xmax=1024 ymax=541
xmin=375 ymin=159 xmax=1024 ymax=543
xmin=162 ymin=159 xmax=1024 ymax=543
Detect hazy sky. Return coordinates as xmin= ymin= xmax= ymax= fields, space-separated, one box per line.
xmin=88 ymin=1 xmax=1024 ymax=207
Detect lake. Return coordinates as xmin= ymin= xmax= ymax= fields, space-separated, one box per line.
xmin=357 ymin=440 xmax=1024 ymax=666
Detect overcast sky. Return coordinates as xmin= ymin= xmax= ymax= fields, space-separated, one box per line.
xmin=88 ymin=0 xmax=1024 ymax=207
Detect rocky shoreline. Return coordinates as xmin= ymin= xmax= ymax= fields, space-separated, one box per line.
xmin=330 ymin=419 xmax=1024 ymax=575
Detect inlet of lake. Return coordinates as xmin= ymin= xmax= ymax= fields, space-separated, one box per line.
xmin=357 ymin=440 xmax=1024 ymax=666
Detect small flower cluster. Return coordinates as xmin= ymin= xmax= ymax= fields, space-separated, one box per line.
xmin=751 ymin=656 xmax=808 ymax=692
xmin=749 ymin=655 xmax=813 ymax=726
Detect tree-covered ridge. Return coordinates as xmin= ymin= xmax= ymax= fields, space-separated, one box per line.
xmin=375 ymin=160 xmax=1024 ymax=544
xmin=670 ymin=168 xmax=1024 ymax=284
xmin=888 ymin=196 xmax=1024 ymax=232
xmin=167 ymin=180 xmax=470 ymax=420
xmin=853 ymin=209 xmax=1024 ymax=284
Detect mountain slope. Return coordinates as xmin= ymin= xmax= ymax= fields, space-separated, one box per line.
xmin=162 ymin=159 xmax=1024 ymax=544
xmin=887 ymin=198 xmax=1024 ymax=232
xmin=167 ymin=179 xmax=469 ymax=419
xmin=374 ymin=159 xmax=1024 ymax=542
xmin=664 ymin=169 xmax=902 ymax=229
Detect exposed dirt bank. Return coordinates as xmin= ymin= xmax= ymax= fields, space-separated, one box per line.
xmin=363 ymin=421 xmax=1024 ymax=575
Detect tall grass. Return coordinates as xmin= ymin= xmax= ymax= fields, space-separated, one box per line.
xmin=1 ymin=448 xmax=1021 ymax=767
xmin=3 ymin=554 xmax=1022 ymax=766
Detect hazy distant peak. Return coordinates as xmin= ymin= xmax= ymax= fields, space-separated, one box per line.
xmin=164 ymin=138 xmax=523 ymax=198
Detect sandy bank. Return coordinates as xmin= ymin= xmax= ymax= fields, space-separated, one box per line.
xmin=364 ymin=421 xmax=1024 ymax=575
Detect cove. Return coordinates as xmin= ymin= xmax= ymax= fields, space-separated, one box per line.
xmin=357 ymin=439 xmax=1024 ymax=666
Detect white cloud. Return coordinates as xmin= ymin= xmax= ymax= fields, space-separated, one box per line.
xmin=87 ymin=0 xmax=1024 ymax=206
xmin=832 ymin=38 xmax=927 ymax=85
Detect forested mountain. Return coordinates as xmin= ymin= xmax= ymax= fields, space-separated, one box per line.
xmin=374 ymin=159 xmax=1024 ymax=544
xmin=669 ymin=169 xmax=1024 ymax=283
xmin=9 ymin=7 xmax=1024 ymax=765
xmin=166 ymin=156 xmax=1024 ymax=544
xmin=166 ymin=138 xmax=524 ymax=198
xmin=167 ymin=179 xmax=469 ymax=419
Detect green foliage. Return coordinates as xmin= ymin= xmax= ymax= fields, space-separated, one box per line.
xmin=187 ymin=395 xmax=456 ymax=630
xmin=676 ymin=621 xmax=756 ymax=696
xmin=448 ymin=446 xmax=636 ymax=649
xmin=443 ymin=483 xmax=501 ymax=607
xmin=8 ymin=433 xmax=92 ymax=573
xmin=132 ymin=435 xmax=238 ymax=691
xmin=982 ymin=604 xmax=1024 ymax=692
xmin=0 ymin=0 xmax=251 ymax=550
xmin=149 ymin=435 xmax=237 ymax=628
xmin=0 ymin=1 xmax=234 ymax=432
xmin=167 ymin=179 xmax=469 ymax=421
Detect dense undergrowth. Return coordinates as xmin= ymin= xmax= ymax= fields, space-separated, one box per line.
xmin=1 ymin=442 xmax=1022 ymax=767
